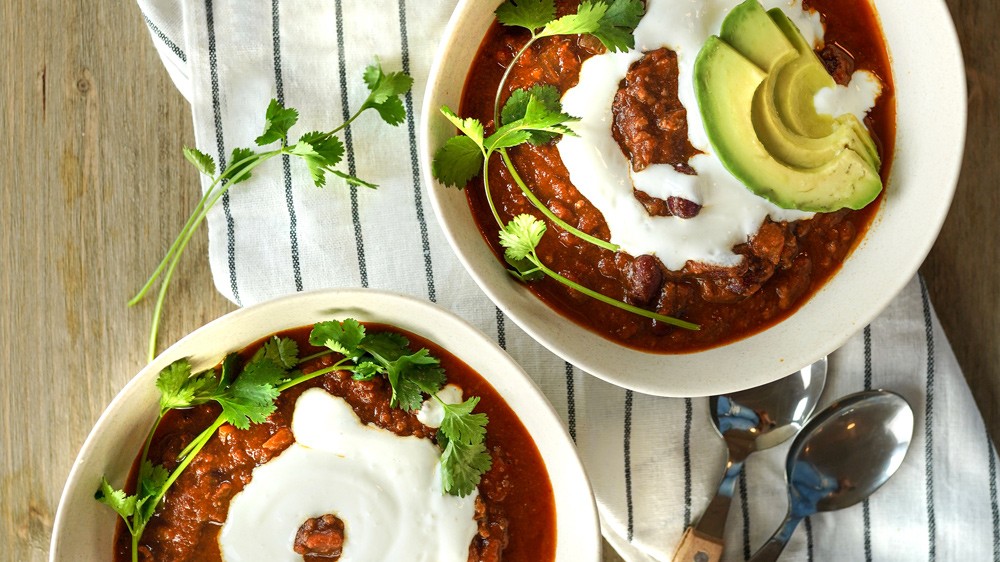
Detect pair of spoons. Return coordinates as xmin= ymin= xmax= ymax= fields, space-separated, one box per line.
xmin=672 ymin=357 xmax=915 ymax=561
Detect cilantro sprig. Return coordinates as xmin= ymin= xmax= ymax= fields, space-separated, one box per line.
xmin=98 ymin=320 xmax=492 ymax=559
xmin=431 ymin=0 xmax=699 ymax=331
xmin=309 ymin=320 xmax=491 ymax=495
xmin=501 ymin=215 xmax=700 ymax=329
xmin=97 ymin=335 xmax=311 ymax=562
xmin=130 ymin=60 xmax=413 ymax=362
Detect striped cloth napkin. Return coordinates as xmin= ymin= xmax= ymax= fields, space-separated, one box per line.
xmin=136 ymin=1 xmax=999 ymax=560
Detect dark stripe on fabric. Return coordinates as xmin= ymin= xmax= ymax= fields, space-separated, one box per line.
xmin=683 ymin=397 xmax=693 ymax=529
xmin=805 ymin=516 xmax=814 ymax=562
xmin=270 ymin=0 xmax=303 ymax=292
xmin=205 ymin=0 xmax=241 ymax=306
xmin=141 ymin=13 xmax=187 ymax=63
xmin=495 ymin=307 xmax=507 ymax=350
xmin=564 ymin=362 xmax=577 ymax=442
xmin=624 ymin=390 xmax=635 ymax=542
xmin=988 ymin=428 xmax=1000 ymax=561
xmin=862 ymin=324 xmax=873 ymax=562
xmin=739 ymin=469 xmax=751 ymax=560
xmin=396 ymin=0 xmax=437 ymax=302
xmin=864 ymin=324 xmax=873 ymax=390
xmin=919 ymin=276 xmax=937 ymax=561
xmin=333 ymin=0 xmax=368 ymax=287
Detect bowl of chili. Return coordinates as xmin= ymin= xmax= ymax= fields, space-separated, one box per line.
xmin=51 ymin=289 xmax=599 ymax=561
xmin=419 ymin=0 xmax=966 ymax=396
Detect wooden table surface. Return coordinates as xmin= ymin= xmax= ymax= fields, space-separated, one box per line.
xmin=1 ymin=1 xmax=996 ymax=560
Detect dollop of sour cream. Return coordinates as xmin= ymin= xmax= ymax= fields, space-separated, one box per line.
xmin=557 ymin=0 xmax=880 ymax=270
xmin=218 ymin=388 xmax=478 ymax=562
xmin=813 ymin=70 xmax=883 ymax=124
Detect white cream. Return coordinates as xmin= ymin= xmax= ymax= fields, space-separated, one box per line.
xmin=557 ymin=0 xmax=840 ymax=270
xmin=813 ymin=70 xmax=882 ymax=123
xmin=417 ymin=384 xmax=463 ymax=428
xmin=218 ymin=388 xmax=478 ymax=562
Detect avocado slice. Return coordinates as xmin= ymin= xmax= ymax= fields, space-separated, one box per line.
xmin=694 ymin=37 xmax=882 ymax=211
xmin=766 ymin=9 xmax=836 ymax=139
xmin=720 ymin=0 xmax=796 ymax=72
xmin=765 ymin=8 xmax=879 ymax=164
xmin=693 ymin=0 xmax=882 ymax=211
xmin=752 ymin=86 xmax=880 ymax=171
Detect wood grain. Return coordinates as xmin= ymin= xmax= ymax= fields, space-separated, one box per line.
xmin=0 ymin=2 xmax=232 ymax=560
xmin=0 ymin=1 xmax=994 ymax=561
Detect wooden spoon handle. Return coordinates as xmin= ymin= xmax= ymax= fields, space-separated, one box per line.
xmin=671 ymin=527 xmax=725 ymax=562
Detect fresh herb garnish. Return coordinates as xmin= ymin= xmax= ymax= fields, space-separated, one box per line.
xmin=98 ymin=320 xmax=490 ymax=561
xmin=501 ymin=215 xmax=700 ymax=329
xmin=129 ymin=60 xmax=413 ymax=362
xmin=308 ymin=321 xmax=492 ymax=495
xmin=438 ymin=397 xmax=493 ymax=497
xmin=97 ymin=335 xmax=307 ymax=562
xmin=431 ymin=0 xmax=698 ymax=331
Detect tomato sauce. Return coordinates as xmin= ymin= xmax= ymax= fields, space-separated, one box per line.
xmin=461 ymin=0 xmax=895 ymax=353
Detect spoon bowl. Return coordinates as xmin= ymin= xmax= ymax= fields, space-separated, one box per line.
xmin=710 ymin=356 xmax=828 ymax=454
xmin=750 ymin=390 xmax=915 ymax=561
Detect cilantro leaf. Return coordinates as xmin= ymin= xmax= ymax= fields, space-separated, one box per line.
xmin=138 ymin=461 xmax=169 ymax=500
xmin=591 ymin=0 xmax=644 ymax=52
xmin=500 ymin=85 xmax=562 ymax=125
xmin=255 ymin=99 xmax=300 ymax=146
xmin=440 ymin=107 xmax=485 ymax=148
xmin=432 ymin=135 xmax=484 ymax=188
xmin=384 ymin=349 xmax=443 ymax=411
xmin=500 ymin=85 xmax=567 ymax=145
xmin=358 ymin=331 xmax=411 ymax=361
xmin=156 ymin=359 xmax=194 ymax=411
xmin=182 ymin=147 xmax=216 ymax=177
xmin=291 ymin=132 xmax=346 ymax=187
xmin=360 ymin=60 xmax=413 ymax=126
xmin=393 ymin=377 xmax=427 ymax=412
xmin=252 ymin=336 xmax=299 ymax=369
xmin=487 ymin=94 xmax=577 ymax=150
xmin=495 ymin=0 xmax=555 ymax=30
xmin=436 ymin=392 xmax=491 ymax=496
xmin=352 ymin=361 xmax=384 ymax=381
xmin=215 ymin=358 xmax=284 ymax=429
xmin=220 ymin=352 xmax=240 ymax=387
xmin=499 ymin=214 xmax=547 ymax=261
xmin=95 ymin=477 xmax=137 ymax=520
xmin=227 ymin=147 xmax=257 ymax=186
xmin=519 ymin=93 xmax=577 ymax=133
xmin=440 ymin=397 xmax=489 ymax=445
xmin=485 ymin=127 xmax=535 ymax=151
xmin=539 ymin=0 xmax=607 ymax=37
xmin=310 ymin=319 xmax=366 ymax=358
xmin=440 ymin=439 xmax=493 ymax=497
xmin=409 ymin=363 xmax=447 ymax=395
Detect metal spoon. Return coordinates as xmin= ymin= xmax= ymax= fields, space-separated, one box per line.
xmin=672 ymin=357 xmax=828 ymax=562
xmin=748 ymin=390 xmax=914 ymax=562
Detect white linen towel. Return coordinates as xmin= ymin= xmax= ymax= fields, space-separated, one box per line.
xmin=136 ymin=1 xmax=999 ymax=560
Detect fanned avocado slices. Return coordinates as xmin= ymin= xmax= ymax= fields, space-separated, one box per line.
xmin=694 ymin=0 xmax=882 ymax=212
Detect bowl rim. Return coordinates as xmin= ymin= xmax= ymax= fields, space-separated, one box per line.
xmin=418 ymin=0 xmax=967 ymax=397
xmin=50 ymin=288 xmax=600 ymax=561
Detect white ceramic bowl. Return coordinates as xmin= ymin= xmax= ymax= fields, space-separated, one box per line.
xmin=50 ymin=289 xmax=599 ymax=561
xmin=419 ymin=0 xmax=966 ymax=396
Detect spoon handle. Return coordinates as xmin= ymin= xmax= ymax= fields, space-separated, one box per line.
xmin=748 ymin=514 xmax=802 ymax=562
xmin=671 ymin=528 xmax=724 ymax=562
xmin=670 ymin=458 xmax=744 ymax=562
